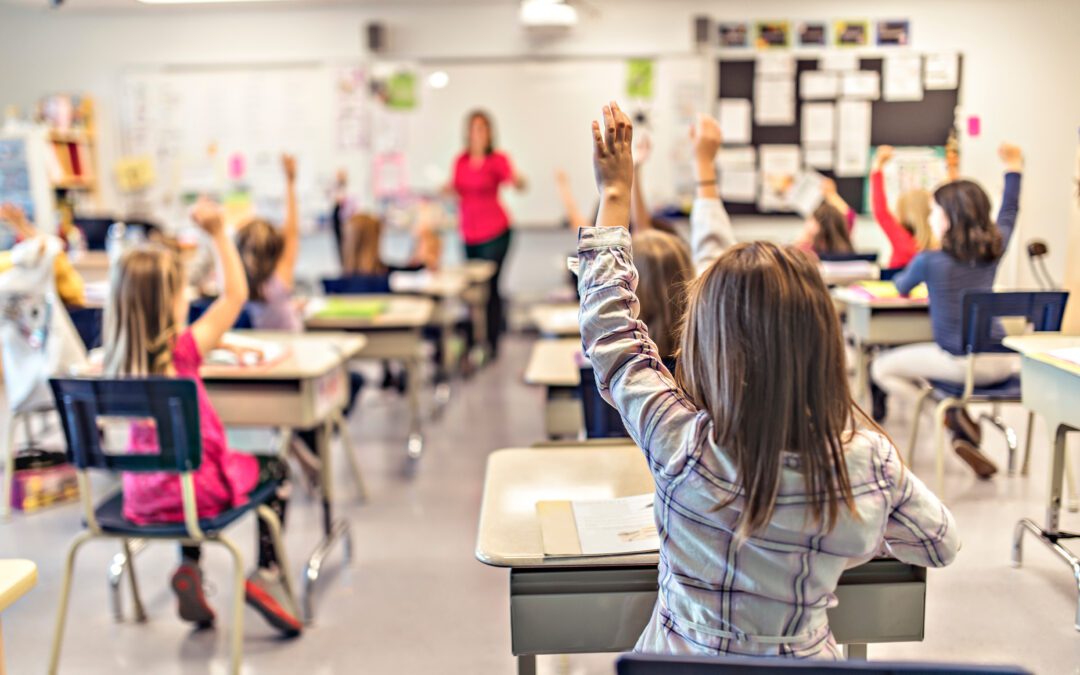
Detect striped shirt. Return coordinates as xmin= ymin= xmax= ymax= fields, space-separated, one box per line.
xmin=576 ymin=226 xmax=960 ymax=659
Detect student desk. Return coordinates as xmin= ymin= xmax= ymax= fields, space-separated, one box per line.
xmin=529 ymin=303 xmax=580 ymax=338
xmin=305 ymin=295 xmax=435 ymax=459
xmin=524 ymin=338 xmax=584 ymax=439
xmin=1004 ymin=334 xmax=1080 ymax=630
xmin=832 ymin=288 xmax=933 ymax=405
xmin=201 ymin=330 xmax=366 ymax=622
xmin=476 ymin=446 xmax=929 ymax=675
xmin=0 ymin=559 xmax=36 ymax=675
xmin=463 ymin=260 xmax=497 ymax=358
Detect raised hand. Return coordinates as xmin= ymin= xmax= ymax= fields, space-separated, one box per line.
xmin=190 ymin=197 xmax=225 ymax=238
xmin=0 ymin=203 xmax=34 ymax=238
xmin=998 ymin=143 xmax=1023 ymax=172
xmin=872 ymin=145 xmax=894 ymax=171
xmin=282 ymin=153 xmax=297 ymax=183
xmin=690 ymin=113 xmax=723 ymax=166
xmin=591 ymin=101 xmax=634 ymax=199
xmin=820 ymin=177 xmax=838 ymax=196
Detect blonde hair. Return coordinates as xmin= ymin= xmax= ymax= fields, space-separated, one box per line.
xmin=235 ymin=219 xmax=283 ymax=302
xmin=676 ymin=242 xmax=860 ymax=542
xmin=343 ymin=213 xmax=386 ymax=276
xmin=633 ymin=230 xmax=693 ymax=360
xmin=896 ymin=189 xmax=935 ymax=251
xmin=103 ymin=244 xmax=184 ymax=377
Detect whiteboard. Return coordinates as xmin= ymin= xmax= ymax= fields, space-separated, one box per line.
xmin=397 ymin=56 xmax=709 ymax=227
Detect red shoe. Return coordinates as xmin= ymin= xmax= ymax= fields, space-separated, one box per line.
xmin=245 ymin=569 xmax=303 ymax=638
xmin=171 ymin=563 xmax=215 ymax=627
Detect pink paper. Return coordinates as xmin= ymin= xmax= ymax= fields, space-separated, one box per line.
xmin=228 ymin=153 xmax=246 ymax=181
xmin=967 ymin=116 xmax=981 ymax=138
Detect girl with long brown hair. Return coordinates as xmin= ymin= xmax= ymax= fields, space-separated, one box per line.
xmin=579 ymin=102 xmax=957 ymax=659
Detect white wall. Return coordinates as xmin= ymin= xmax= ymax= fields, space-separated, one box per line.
xmin=1 ymin=0 xmax=1077 ymax=287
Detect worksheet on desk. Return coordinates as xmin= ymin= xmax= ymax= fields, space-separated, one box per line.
xmin=572 ymin=493 xmax=660 ymax=555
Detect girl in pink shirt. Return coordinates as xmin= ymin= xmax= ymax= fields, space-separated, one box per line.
xmin=103 ymin=198 xmax=302 ymax=636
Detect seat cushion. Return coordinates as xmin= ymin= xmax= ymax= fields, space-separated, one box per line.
xmin=92 ymin=480 xmax=280 ymax=537
xmin=929 ymin=375 xmax=1022 ymax=401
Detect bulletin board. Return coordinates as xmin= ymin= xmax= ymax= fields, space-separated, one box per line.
xmin=716 ymin=53 xmax=962 ymax=215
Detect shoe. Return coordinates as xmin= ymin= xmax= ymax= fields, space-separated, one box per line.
xmin=171 ymin=562 xmax=215 ymax=627
xmin=245 ymin=568 xmax=303 ymax=638
xmin=945 ymin=408 xmax=982 ymax=445
xmin=953 ymin=439 xmax=998 ymax=479
xmin=870 ymin=382 xmax=888 ymax=423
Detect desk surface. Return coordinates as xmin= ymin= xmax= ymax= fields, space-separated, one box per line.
xmin=389 ymin=268 xmax=469 ymax=297
xmin=1004 ymin=334 xmax=1080 ymax=377
xmin=0 ymin=559 xmax=37 ymax=612
xmin=304 ymin=294 xmax=435 ymax=330
xmin=463 ymin=260 xmax=497 ymax=284
xmin=530 ymin=303 xmax=580 ymax=337
xmin=524 ymin=338 xmax=582 ymax=387
xmin=831 ymin=287 xmax=929 ymax=309
xmin=200 ymin=330 xmax=366 ymax=381
xmin=476 ymin=445 xmax=654 ymax=568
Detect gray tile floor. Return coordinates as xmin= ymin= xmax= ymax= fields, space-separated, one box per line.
xmin=3 ymin=335 xmax=1080 ymax=674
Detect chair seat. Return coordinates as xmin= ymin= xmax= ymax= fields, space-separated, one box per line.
xmin=91 ymin=480 xmax=279 ymax=537
xmin=929 ymin=375 xmax=1022 ymax=401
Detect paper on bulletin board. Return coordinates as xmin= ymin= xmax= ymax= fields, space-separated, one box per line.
xmin=835 ymin=100 xmax=871 ymax=177
xmin=756 ymin=52 xmax=795 ymax=77
xmin=758 ymin=144 xmax=801 ymax=211
xmin=717 ymin=99 xmax=752 ymax=145
xmin=924 ymin=52 xmax=960 ymax=90
xmin=626 ymin=59 xmax=654 ymax=99
xmin=821 ymin=51 xmax=859 ymax=72
xmin=114 ymin=155 xmax=156 ymax=192
xmin=801 ymin=103 xmax=835 ymax=145
xmin=883 ymin=54 xmax=924 ymax=102
xmin=804 ymin=146 xmax=834 ymax=170
xmin=799 ymin=71 xmax=839 ymax=100
xmin=718 ymin=146 xmax=757 ymax=203
xmin=754 ymin=78 xmax=796 ymax=126
xmin=841 ymin=71 xmax=880 ymax=100
xmin=872 ymin=146 xmax=948 ymax=200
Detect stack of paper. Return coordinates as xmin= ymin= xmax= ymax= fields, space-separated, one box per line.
xmin=538 ymin=493 xmax=659 ymax=557
xmin=206 ymin=333 xmax=288 ymax=367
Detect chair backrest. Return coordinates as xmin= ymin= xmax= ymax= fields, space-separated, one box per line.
xmin=187 ymin=298 xmax=253 ymax=329
xmin=578 ymin=357 xmax=677 ymax=439
xmin=67 ymin=306 xmax=103 ymax=350
xmin=49 ymin=377 xmax=203 ymax=474
xmin=616 ymin=654 xmax=1030 ymax=675
xmin=322 ymin=274 xmax=393 ymax=295
xmin=961 ymin=290 xmax=1070 ymax=354
xmin=817 ymin=252 xmax=879 ymax=264
xmin=879 ymin=267 xmax=903 ymax=282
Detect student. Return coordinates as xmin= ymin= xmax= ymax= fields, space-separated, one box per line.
xmin=235 ymin=154 xmax=302 ymax=331
xmin=104 ymin=198 xmax=302 ymax=636
xmin=871 ymin=144 xmax=1024 ymax=478
xmin=0 ymin=203 xmax=86 ymax=307
xmin=870 ymin=145 xmax=935 ymax=268
xmin=793 ymin=179 xmax=855 ymax=257
xmin=579 ymin=101 xmax=958 ymax=658
xmin=341 ymin=209 xmax=442 ymax=277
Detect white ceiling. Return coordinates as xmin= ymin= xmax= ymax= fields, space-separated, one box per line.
xmin=0 ymin=0 xmax=518 ymax=11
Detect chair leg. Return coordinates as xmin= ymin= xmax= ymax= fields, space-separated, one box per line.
xmin=979 ymin=411 xmax=1019 ymax=475
xmin=335 ymin=411 xmax=367 ymax=502
xmin=256 ymin=504 xmax=300 ymax=616
xmin=932 ymin=399 xmax=957 ymax=496
xmin=49 ymin=532 xmax=94 ymax=675
xmin=213 ymin=536 xmax=246 ymax=675
xmin=2 ymin=413 xmax=17 ymax=519
xmin=907 ymin=388 xmax=933 ymax=466
xmin=1021 ymin=411 xmax=1035 ymax=477
xmin=121 ymin=539 xmax=147 ymax=623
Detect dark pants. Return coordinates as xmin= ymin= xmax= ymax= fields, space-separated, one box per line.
xmin=296 ymin=371 xmax=364 ymax=454
xmin=464 ymin=229 xmax=512 ymax=357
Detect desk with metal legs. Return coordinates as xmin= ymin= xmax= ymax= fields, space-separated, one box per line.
xmin=1005 ymin=334 xmax=1080 ymax=630
xmin=476 ymin=446 xmax=928 ymax=675
xmin=523 ymin=338 xmax=583 ymax=439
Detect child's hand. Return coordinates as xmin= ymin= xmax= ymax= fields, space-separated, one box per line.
xmin=191 ymin=197 xmax=225 ymax=237
xmin=998 ymin=143 xmax=1023 ymax=172
xmin=872 ymin=145 xmax=894 ymax=171
xmin=690 ymin=113 xmax=722 ymax=166
xmin=591 ymin=101 xmax=634 ymax=200
xmin=554 ymin=169 xmax=570 ymax=186
xmin=282 ymin=154 xmax=297 ymax=183
xmin=0 ymin=203 xmax=34 ymax=239
xmin=820 ymin=177 xmax=838 ymax=196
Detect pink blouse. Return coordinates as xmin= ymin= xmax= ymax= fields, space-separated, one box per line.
xmin=452 ymin=151 xmax=515 ymax=245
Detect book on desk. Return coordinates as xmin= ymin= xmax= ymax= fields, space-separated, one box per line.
xmin=538 ymin=493 xmax=659 ymax=557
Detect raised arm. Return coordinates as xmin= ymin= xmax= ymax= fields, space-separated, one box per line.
xmin=878 ymin=438 xmax=960 ymax=567
xmin=1 ymin=203 xmax=85 ymax=305
xmin=190 ymin=198 xmax=249 ymax=356
xmin=689 ymin=113 xmax=735 ymax=274
xmin=870 ymin=146 xmax=918 ymax=264
xmin=274 ymin=154 xmax=300 ymax=289
xmin=821 ymin=178 xmax=855 ymax=234
xmin=996 ymin=143 xmax=1023 ymax=249
xmin=892 ymin=252 xmax=928 ymax=296
xmin=629 ymin=135 xmax=652 ymax=232
xmin=581 ymin=101 xmax=703 ymax=478
xmin=554 ymin=169 xmax=590 ymax=230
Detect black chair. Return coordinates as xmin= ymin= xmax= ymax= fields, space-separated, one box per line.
xmin=67 ymin=306 xmax=103 ymax=350
xmin=322 ymin=274 xmax=393 ymax=295
xmin=818 ymin=252 xmax=879 ymax=264
xmin=47 ymin=377 xmax=297 ymax=675
xmin=187 ymin=297 xmax=253 ymax=329
xmin=617 ymin=654 xmax=1030 ymax=675
xmin=907 ymin=290 xmax=1070 ymax=494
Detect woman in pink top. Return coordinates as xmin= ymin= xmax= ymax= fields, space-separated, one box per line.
xmin=450 ymin=110 xmax=526 ymax=357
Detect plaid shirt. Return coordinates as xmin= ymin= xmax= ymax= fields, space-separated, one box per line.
xmin=576 ymin=226 xmax=959 ymax=659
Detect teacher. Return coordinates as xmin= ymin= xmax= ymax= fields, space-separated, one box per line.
xmin=450 ymin=110 xmax=526 ymax=359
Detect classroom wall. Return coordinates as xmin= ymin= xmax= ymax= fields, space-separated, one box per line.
xmin=1 ymin=0 xmax=1077 ymax=292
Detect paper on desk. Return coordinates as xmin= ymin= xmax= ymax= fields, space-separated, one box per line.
xmin=883 ymin=54 xmax=924 ymax=102
xmin=924 ymin=52 xmax=959 ymax=90
xmin=754 ymin=78 xmax=796 ymax=126
xmin=717 ymin=98 xmax=752 ymax=145
xmin=821 ymin=52 xmax=859 ymax=72
xmin=207 ymin=333 xmax=287 ymax=367
xmin=1047 ymin=347 xmax=1080 ymax=368
xmin=801 ymin=102 xmax=835 ymax=145
xmin=799 ymin=71 xmax=839 ymax=100
xmin=572 ymin=493 xmax=659 ymax=556
xmin=841 ymin=71 xmax=880 ymax=100
xmin=835 ymin=100 xmax=872 ymax=177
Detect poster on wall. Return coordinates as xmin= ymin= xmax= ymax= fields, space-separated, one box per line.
xmin=719 ymin=22 xmax=749 ymax=48
xmin=834 ymin=20 xmax=869 ymax=47
xmin=876 ymin=20 xmax=911 ymax=46
xmin=626 ymin=59 xmax=654 ymax=100
xmin=755 ymin=21 xmax=791 ymax=49
xmin=797 ymin=21 xmax=828 ymax=47
xmin=335 ymin=66 xmax=369 ymax=151
xmin=0 ymin=139 xmax=34 ymax=222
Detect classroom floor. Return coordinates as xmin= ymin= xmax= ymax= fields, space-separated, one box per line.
xmin=2 ymin=335 xmax=1080 ymax=674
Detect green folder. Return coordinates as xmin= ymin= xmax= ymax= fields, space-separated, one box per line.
xmin=314 ymin=298 xmax=388 ymax=320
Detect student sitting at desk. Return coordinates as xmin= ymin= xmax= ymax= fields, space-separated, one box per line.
xmin=870 ymin=146 xmax=936 ymax=269
xmin=0 ymin=203 xmax=86 ymax=307
xmin=871 ymin=144 xmax=1024 ymax=478
xmin=578 ymin=101 xmax=958 ymax=659
xmin=793 ymin=179 xmax=856 ymax=258
xmin=104 ymin=198 xmax=303 ymax=636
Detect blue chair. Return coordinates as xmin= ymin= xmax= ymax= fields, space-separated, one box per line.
xmin=67 ymin=306 xmax=103 ymax=350
xmin=322 ymin=274 xmax=392 ymax=295
xmin=879 ymin=267 xmax=904 ymax=282
xmin=818 ymin=252 xmax=880 ymax=264
xmin=906 ymin=290 xmax=1069 ymax=494
xmin=187 ymin=297 xmax=253 ymax=329
xmin=47 ymin=377 xmax=297 ymax=675
xmin=579 ymin=357 xmax=678 ymax=439
xmin=617 ymin=654 xmax=1029 ymax=675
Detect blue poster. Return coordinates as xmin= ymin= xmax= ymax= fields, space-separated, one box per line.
xmin=0 ymin=138 xmax=34 ymax=222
